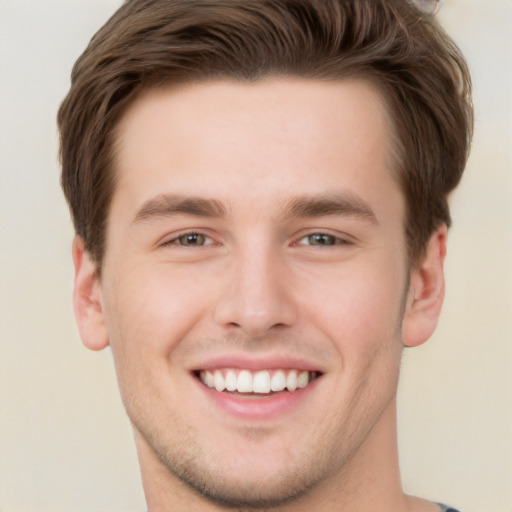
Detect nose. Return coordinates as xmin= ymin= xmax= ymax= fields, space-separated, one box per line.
xmin=213 ymin=244 xmax=298 ymax=338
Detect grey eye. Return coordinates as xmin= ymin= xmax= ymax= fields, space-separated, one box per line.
xmin=408 ymin=0 xmax=443 ymax=17
xmin=306 ymin=234 xmax=337 ymax=246
xmin=177 ymin=233 xmax=207 ymax=246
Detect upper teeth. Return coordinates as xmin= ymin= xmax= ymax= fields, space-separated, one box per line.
xmin=199 ymin=369 xmax=315 ymax=394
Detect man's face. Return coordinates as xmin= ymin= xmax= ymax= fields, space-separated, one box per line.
xmin=94 ymin=78 xmax=412 ymax=507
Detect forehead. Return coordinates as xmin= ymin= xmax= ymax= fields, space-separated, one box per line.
xmin=111 ymin=78 xmax=401 ymax=221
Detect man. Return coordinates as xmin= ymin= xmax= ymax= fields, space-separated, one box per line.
xmin=58 ymin=0 xmax=473 ymax=510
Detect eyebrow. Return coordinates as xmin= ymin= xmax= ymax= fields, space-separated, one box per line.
xmin=133 ymin=194 xmax=226 ymax=223
xmin=284 ymin=193 xmax=378 ymax=224
xmin=132 ymin=192 xmax=377 ymax=225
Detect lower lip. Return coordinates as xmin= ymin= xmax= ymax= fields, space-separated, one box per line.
xmin=193 ymin=375 xmax=320 ymax=420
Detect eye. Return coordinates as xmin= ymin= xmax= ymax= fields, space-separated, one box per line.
xmin=300 ymin=233 xmax=348 ymax=246
xmin=164 ymin=232 xmax=211 ymax=247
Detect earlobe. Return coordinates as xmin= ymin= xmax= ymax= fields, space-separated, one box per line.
xmin=72 ymin=236 xmax=110 ymax=351
xmin=401 ymin=225 xmax=447 ymax=348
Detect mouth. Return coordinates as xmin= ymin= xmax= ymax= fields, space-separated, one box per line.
xmin=196 ymin=368 xmax=320 ymax=395
xmin=191 ymin=357 xmax=325 ymax=419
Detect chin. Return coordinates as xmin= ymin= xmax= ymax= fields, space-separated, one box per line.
xmin=137 ymin=419 xmax=337 ymax=509
xmin=168 ymin=458 xmax=322 ymax=509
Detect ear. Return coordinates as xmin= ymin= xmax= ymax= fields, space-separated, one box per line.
xmin=72 ymin=236 xmax=110 ymax=351
xmin=401 ymin=224 xmax=447 ymax=348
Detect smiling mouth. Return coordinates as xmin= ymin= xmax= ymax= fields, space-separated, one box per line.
xmin=197 ymin=368 xmax=320 ymax=395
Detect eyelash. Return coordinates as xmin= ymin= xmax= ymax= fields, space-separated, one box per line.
xmin=161 ymin=231 xmax=351 ymax=249
xmin=162 ymin=232 xmax=213 ymax=247
xmin=297 ymin=233 xmax=351 ymax=247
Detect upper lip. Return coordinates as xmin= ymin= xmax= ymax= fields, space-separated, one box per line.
xmin=189 ymin=353 xmax=325 ymax=373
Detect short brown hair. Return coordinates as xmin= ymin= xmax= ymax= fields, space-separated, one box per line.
xmin=58 ymin=0 xmax=473 ymax=266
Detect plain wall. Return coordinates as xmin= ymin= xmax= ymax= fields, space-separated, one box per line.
xmin=1 ymin=1 xmax=510 ymax=511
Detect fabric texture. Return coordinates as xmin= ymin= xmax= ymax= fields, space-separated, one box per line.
xmin=438 ymin=504 xmax=461 ymax=512
xmin=144 ymin=503 xmax=461 ymax=511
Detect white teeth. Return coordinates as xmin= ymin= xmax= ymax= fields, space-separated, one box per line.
xmin=253 ymin=370 xmax=271 ymax=394
xmin=200 ymin=368 xmax=317 ymax=394
xmin=237 ymin=370 xmax=253 ymax=393
xmin=270 ymin=369 xmax=286 ymax=392
xmin=214 ymin=370 xmax=225 ymax=392
xmin=225 ymin=369 xmax=237 ymax=391
xmin=286 ymin=370 xmax=297 ymax=391
xmin=205 ymin=370 xmax=214 ymax=388
xmin=297 ymin=370 xmax=309 ymax=389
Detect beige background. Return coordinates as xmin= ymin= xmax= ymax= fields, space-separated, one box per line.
xmin=0 ymin=1 xmax=511 ymax=511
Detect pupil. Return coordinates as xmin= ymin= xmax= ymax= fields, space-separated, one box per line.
xmin=311 ymin=234 xmax=332 ymax=245
xmin=183 ymin=234 xmax=203 ymax=245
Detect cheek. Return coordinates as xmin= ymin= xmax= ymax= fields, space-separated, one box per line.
xmin=103 ymin=263 xmax=213 ymax=356
xmin=303 ymin=260 xmax=405 ymax=340
xmin=100 ymin=266 xmax=211 ymax=416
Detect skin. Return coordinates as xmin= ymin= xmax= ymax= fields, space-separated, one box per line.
xmin=73 ymin=78 xmax=447 ymax=511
